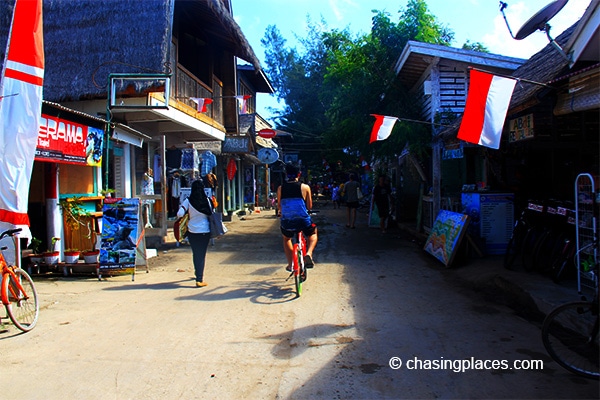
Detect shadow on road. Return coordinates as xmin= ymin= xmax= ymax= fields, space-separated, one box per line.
xmin=175 ymin=278 xmax=299 ymax=304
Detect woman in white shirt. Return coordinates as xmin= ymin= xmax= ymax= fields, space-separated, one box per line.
xmin=177 ymin=179 xmax=212 ymax=287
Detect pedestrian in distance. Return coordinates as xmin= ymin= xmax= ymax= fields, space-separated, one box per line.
xmin=277 ymin=163 xmax=318 ymax=271
xmin=343 ymin=173 xmax=360 ymax=228
xmin=331 ymin=183 xmax=341 ymax=209
xmin=177 ymin=179 xmax=213 ymax=287
xmin=373 ymin=174 xmax=392 ymax=233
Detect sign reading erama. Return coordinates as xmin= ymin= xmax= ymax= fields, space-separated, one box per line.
xmin=36 ymin=113 xmax=104 ymax=167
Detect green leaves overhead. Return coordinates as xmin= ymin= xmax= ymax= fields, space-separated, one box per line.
xmin=260 ymin=0 xmax=459 ymax=170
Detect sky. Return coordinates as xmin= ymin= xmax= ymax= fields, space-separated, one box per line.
xmin=232 ymin=0 xmax=592 ymax=123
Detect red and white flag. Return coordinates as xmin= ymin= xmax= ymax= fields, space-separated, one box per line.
xmin=190 ymin=97 xmax=213 ymax=113
xmin=457 ymin=70 xmax=516 ymax=149
xmin=369 ymin=114 xmax=398 ymax=143
xmin=0 ymin=0 xmax=45 ymax=239
xmin=236 ymin=94 xmax=252 ymax=114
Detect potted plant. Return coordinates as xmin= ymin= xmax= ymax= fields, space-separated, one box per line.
xmin=28 ymin=237 xmax=44 ymax=265
xmin=43 ymin=237 xmax=60 ymax=265
xmin=100 ymin=188 xmax=116 ymax=198
xmin=63 ymin=249 xmax=81 ymax=264
xmin=82 ymin=249 xmax=100 ymax=264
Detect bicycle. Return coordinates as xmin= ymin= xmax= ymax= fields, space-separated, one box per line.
xmin=0 ymin=228 xmax=39 ymax=332
xmin=542 ymin=241 xmax=599 ymax=379
xmin=504 ymin=200 xmax=543 ymax=270
xmin=286 ymin=230 xmax=307 ymax=297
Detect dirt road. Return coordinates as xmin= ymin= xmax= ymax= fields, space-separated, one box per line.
xmin=1 ymin=208 xmax=597 ymax=399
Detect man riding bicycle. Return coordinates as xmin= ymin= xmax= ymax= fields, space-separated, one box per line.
xmin=277 ymin=163 xmax=318 ymax=271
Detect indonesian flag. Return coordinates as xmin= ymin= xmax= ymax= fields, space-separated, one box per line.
xmin=369 ymin=114 xmax=398 ymax=143
xmin=236 ymin=94 xmax=252 ymax=114
xmin=457 ymin=70 xmax=516 ymax=149
xmin=190 ymin=97 xmax=213 ymax=113
xmin=0 ymin=0 xmax=45 ymax=239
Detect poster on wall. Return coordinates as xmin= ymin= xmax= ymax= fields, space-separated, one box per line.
xmin=36 ymin=113 xmax=104 ymax=166
xmin=99 ymin=198 xmax=141 ymax=275
xmin=423 ymin=210 xmax=470 ymax=267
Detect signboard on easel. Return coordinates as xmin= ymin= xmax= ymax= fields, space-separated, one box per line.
xmin=368 ymin=194 xmax=380 ymax=228
xmin=99 ymin=198 xmax=145 ymax=278
xmin=423 ymin=210 xmax=470 ymax=267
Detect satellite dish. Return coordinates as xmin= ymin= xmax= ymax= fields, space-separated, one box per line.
xmin=515 ymin=0 xmax=569 ymax=40
xmin=499 ymin=0 xmax=571 ymax=62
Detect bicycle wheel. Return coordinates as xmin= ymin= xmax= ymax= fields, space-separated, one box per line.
xmin=293 ymin=244 xmax=303 ymax=297
xmin=551 ymin=238 xmax=576 ymax=284
xmin=504 ymin=221 xmax=527 ymax=270
xmin=2 ymin=268 xmax=39 ymax=332
xmin=542 ymin=301 xmax=599 ymax=379
xmin=535 ymin=230 xmax=564 ymax=274
xmin=521 ymin=226 xmax=543 ymax=271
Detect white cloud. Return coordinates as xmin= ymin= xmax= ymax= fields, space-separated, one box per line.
xmin=484 ymin=0 xmax=590 ymax=59
xmin=329 ymin=0 xmax=359 ymax=22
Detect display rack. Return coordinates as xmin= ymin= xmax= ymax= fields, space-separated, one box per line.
xmin=574 ymin=173 xmax=598 ymax=296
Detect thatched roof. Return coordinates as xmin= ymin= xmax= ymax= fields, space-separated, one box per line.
xmin=0 ymin=0 xmax=261 ymax=102
xmin=507 ymin=23 xmax=576 ymax=112
xmin=238 ymin=64 xmax=274 ymax=94
xmin=437 ymin=22 xmax=578 ymax=139
xmin=186 ymin=0 xmax=261 ymax=69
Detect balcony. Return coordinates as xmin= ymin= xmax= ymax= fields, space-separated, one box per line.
xmin=172 ymin=65 xmax=223 ymax=126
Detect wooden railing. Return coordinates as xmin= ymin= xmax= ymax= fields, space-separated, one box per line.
xmin=172 ymin=65 xmax=223 ymax=125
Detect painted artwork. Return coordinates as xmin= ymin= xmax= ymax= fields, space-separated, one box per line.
xmin=99 ymin=198 xmax=140 ymax=275
xmin=424 ymin=210 xmax=470 ymax=267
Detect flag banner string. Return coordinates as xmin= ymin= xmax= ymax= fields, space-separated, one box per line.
xmin=175 ymin=95 xmax=253 ymax=99
xmin=468 ymin=66 xmax=555 ymax=88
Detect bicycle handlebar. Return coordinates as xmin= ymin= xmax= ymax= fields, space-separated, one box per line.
xmin=0 ymin=228 xmax=23 ymax=241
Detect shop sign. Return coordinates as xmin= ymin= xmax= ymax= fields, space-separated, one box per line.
xmin=239 ymin=114 xmax=255 ymax=134
xmin=36 ymin=113 xmax=104 ymax=166
xmin=508 ymin=114 xmax=534 ymax=142
xmin=442 ymin=146 xmax=463 ymax=160
xmin=222 ymin=136 xmax=249 ymax=153
xmin=99 ymin=197 xmax=139 ymax=275
xmin=258 ymin=128 xmax=277 ymax=139
xmin=193 ymin=141 xmax=222 ymax=154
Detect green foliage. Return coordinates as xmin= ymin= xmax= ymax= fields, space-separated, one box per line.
xmin=28 ymin=237 xmax=42 ymax=254
xmin=462 ymin=40 xmax=490 ymax=53
xmin=260 ymin=0 xmax=462 ymax=172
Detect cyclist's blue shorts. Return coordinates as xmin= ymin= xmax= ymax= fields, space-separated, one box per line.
xmin=280 ymin=222 xmax=317 ymax=238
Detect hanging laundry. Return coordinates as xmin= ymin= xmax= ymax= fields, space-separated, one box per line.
xmin=201 ymin=151 xmax=217 ymax=176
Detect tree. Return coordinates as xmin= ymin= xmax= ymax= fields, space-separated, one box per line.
xmin=260 ymin=0 xmax=458 ymax=172
xmin=462 ymin=40 xmax=490 ymax=53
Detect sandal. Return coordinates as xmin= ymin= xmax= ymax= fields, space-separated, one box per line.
xmin=304 ymin=254 xmax=314 ymax=268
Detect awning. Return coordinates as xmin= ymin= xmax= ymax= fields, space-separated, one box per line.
xmin=243 ymin=153 xmax=262 ymax=165
xmin=255 ymin=136 xmax=277 ymax=149
xmin=147 ymin=96 xmax=226 ymax=141
xmin=554 ymin=67 xmax=600 ymax=115
xmin=112 ymin=123 xmax=151 ymax=148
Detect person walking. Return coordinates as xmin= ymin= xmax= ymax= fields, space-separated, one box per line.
xmin=177 ymin=179 xmax=212 ymax=287
xmin=331 ymin=183 xmax=341 ymax=209
xmin=373 ymin=175 xmax=392 ymax=233
xmin=277 ymin=163 xmax=318 ymax=271
xmin=343 ymin=173 xmax=360 ymax=228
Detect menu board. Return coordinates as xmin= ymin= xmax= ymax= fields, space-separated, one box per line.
xmin=480 ymin=194 xmax=514 ymax=255
xmin=461 ymin=192 xmax=514 ymax=255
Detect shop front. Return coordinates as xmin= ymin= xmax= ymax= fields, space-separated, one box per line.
xmin=29 ymin=102 xmax=107 ymax=260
